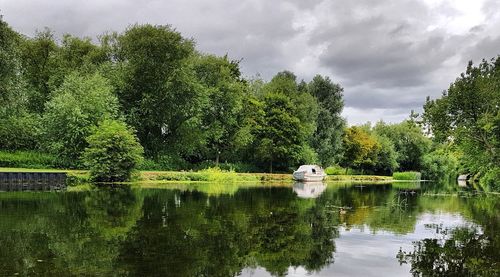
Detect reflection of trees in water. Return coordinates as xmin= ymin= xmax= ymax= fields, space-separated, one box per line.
xmin=0 ymin=186 xmax=144 ymax=276
xmin=1 ymin=184 xmax=498 ymax=276
xmin=398 ymin=225 xmax=500 ymax=276
xmin=118 ymin=187 xmax=340 ymax=276
xmin=397 ymin=195 xmax=500 ymax=277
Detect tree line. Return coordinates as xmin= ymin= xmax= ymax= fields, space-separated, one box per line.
xmin=0 ymin=15 xmax=498 ymax=186
xmin=0 ymin=17 xmax=346 ymax=173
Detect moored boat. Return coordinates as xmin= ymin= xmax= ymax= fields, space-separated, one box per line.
xmin=292 ymin=165 xmax=326 ymax=182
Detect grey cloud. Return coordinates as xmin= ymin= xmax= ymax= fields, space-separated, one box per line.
xmin=311 ymin=9 xmax=455 ymax=88
xmin=0 ymin=0 xmax=499 ymax=124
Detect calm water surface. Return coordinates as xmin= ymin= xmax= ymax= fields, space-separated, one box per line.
xmin=0 ymin=182 xmax=498 ymax=276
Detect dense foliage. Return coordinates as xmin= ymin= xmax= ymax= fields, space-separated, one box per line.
xmin=423 ymin=57 xmax=500 ymax=188
xmin=83 ymin=120 xmax=144 ymax=182
xmin=0 ymin=17 xmax=345 ymax=172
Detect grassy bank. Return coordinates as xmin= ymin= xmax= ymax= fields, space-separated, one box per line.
xmin=327 ymin=175 xmax=393 ymax=182
xmin=0 ymin=167 xmax=394 ymax=185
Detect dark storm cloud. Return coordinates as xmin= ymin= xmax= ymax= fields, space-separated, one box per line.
xmin=1 ymin=0 xmax=499 ymax=124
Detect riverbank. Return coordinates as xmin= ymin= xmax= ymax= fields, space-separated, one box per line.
xmin=0 ymin=167 xmax=393 ymax=185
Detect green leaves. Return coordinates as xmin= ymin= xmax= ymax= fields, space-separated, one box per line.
xmin=42 ymin=73 xmax=119 ymax=165
xmin=309 ymin=75 xmax=345 ymax=166
xmin=83 ymin=120 xmax=144 ymax=182
xmin=423 ymin=57 xmax=500 ymax=186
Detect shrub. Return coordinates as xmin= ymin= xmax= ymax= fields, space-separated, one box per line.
xmin=325 ymin=165 xmax=346 ymax=175
xmin=0 ymin=150 xmax=62 ymax=168
xmin=421 ymin=150 xmax=458 ymax=181
xmin=0 ymin=113 xmax=41 ymax=151
xmin=137 ymin=159 xmax=162 ymax=171
xmin=82 ymin=120 xmax=144 ymax=182
xmin=393 ymin=171 xmax=422 ymax=181
xmin=479 ymin=167 xmax=500 ymax=191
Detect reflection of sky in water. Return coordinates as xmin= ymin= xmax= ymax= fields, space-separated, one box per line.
xmin=240 ymin=213 xmax=474 ymax=277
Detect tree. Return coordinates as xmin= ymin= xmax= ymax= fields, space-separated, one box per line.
xmin=309 ymin=75 xmax=345 ymax=166
xmin=20 ymin=28 xmax=59 ymax=113
xmin=373 ymin=135 xmax=399 ymax=175
xmin=423 ymin=57 xmax=500 ymax=185
xmin=373 ymin=120 xmax=430 ymax=171
xmin=265 ymin=71 xmax=318 ymax=140
xmin=114 ymin=24 xmax=203 ymax=157
xmin=42 ymin=73 xmax=118 ymax=165
xmin=254 ymin=93 xmax=306 ymax=172
xmin=340 ymin=126 xmax=380 ymax=172
xmin=83 ymin=120 xmax=143 ymax=182
xmin=0 ymin=16 xmax=28 ymax=116
xmin=0 ymin=17 xmax=39 ymax=151
xmin=247 ymin=71 xmax=321 ymax=172
xmin=192 ymin=54 xmax=247 ymax=165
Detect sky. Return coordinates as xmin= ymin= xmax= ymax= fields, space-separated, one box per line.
xmin=1 ymin=0 xmax=499 ymax=124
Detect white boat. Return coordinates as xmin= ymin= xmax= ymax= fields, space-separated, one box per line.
xmin=292 ymin=165 xmax=326 ymax=182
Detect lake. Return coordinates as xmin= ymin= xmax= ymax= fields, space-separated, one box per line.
xmin=0 ymin=181 xmax=498 ymax=276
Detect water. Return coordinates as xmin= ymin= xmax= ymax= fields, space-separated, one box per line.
xmin=0 ymin=182 xmax=498 ymax=276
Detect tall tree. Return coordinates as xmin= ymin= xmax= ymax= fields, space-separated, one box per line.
xmin=114 ymin=24 xmax=203 ymax=157
xmin=0 ymin=16 xmax=24 ymax=111
xmin=308 ymin=75 xmax=345 ymax=166
xmin=423 ymin=57 xmax=500 ymax=186
xmin=20 ymin=28 xmax=58 ymax=113
xmin=192 ymin=54 xmax=247 ymax=165
xmin=254 ymin=93 xmax=306 ymax=172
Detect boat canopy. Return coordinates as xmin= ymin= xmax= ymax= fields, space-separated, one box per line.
xmin=296 ymin=165 xmax=323 ymax=173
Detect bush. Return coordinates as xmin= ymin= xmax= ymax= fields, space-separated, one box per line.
xmin=137 ymin=159 xmax=162 ymax=171
xmin=393 ymin=171 xmax=422 ymax=181
xmin=479 ymin=167 xmax=500 ymax=191
xmin=0 ymin=113 xmax=41 ymax=151
xmin=421 ymin=150 xmax=458 ymax=181
xmin=0 ymin=150 xmax=62 ymax=168
xmin=325 ymin=165 xmax=346 ymax=175
xmin=82 ymin=120 xmax=144 ymax=182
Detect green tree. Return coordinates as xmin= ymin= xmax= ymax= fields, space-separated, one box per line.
xmin=423 ymin=57 xmax=500 ymax=185
xmin=373 ymin=120 xmax=430 ymax=171
xmin=192 ymin=54 xmax=247 ymax=165
xmin=114 ymin=24 xmax=203 ymax=157
xmin=83 ymin=120 xmax=143 ymax=182
xmin=0 ymin=16 xmax=28 ymax=116
xmin=254 ymin=71 xmax=319 ymax=170
xmin=373 ymin=135 xmax=399 ymax=175
xmin=0 ymin=16 xmax=21 ymax=105
xmin=265 ymin=71 xmax=318 ymax=141
xmin=340 ymin=126 xmax=380 ymax=172
xmin=254 ymin=93 xmax=306 ymax=172
xmin=19 ymin=29 xmax=59 ymax=113
xmin=42 ymin=73 xmax=118 ymax=165
xmin=309 ymin=75 xmax=345 ymax=166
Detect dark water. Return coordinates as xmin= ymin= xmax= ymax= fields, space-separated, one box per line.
xmin=0 ymin=182 xmax=498 ymax=276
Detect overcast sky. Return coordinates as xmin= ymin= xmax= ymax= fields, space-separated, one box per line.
xmin=1 ymin=0 xmax=499 ymax=124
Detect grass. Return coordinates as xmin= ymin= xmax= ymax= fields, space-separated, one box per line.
xmin=327 ymin=175 xmax=393 ymax=182
xmin=393 ymin=171 xmax=422 ymax=181
xmin=0 ymin=167 xmax=395 ymax=185
xmin=141 ymin=168 xmax=265 ymax=183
